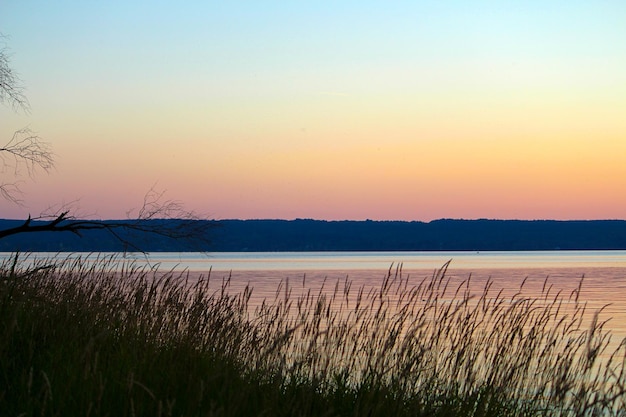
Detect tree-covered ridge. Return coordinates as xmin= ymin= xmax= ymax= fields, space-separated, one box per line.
xmin=1 ymin=218 xmax=626 ymax=252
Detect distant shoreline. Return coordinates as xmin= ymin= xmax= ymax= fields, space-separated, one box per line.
xmin=2 ymin=218 xmax=626 ymax=252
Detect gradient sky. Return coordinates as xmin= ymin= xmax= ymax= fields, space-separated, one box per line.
xmin=2 ymin=1 xmax=625 ymax=221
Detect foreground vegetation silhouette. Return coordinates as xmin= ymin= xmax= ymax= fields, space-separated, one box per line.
xmin=2 ymin=255 xmax=626 ymax=416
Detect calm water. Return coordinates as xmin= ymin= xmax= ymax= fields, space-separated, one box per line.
xmin=6 ymin=250 xmax=624 ymax=270
xmin=136 ymin=250 xmax=626 ymax=271
xmin=145 ymin=250 xmax=626 ymax=349
xmin=5 ymin=250 xmax=626 ymax=340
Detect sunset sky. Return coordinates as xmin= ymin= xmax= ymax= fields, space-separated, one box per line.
xmin=2 ymin=2 xmax=625 ymax=221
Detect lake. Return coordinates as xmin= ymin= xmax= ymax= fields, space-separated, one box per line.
xmin=6 ymin=250 xmax=626 ymax=336
xmin=4 ymin=250 xmax=626 ymax=338
xmin=112 ymin=250 xmax=626 ymax=381
xmin=131 ymin=250 xmax=626 ymax=271
xmin=7 ymin=249 xmax=625 ymax=270
xmin=127 ymin=250 xmax=626 ymax=336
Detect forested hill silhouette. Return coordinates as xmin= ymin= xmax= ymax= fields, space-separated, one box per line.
xmin=1 ymin=218 xmax=626 ymax=252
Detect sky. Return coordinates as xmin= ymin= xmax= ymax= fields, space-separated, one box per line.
xmin=1 ymin=1 xmax=625 ymax=221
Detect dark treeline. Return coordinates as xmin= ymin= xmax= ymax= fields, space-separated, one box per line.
xmin=1 ymin=218 xmax=626 ymax=252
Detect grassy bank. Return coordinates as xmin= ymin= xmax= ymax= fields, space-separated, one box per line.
xmin=1 ymin=254 xmax=625 ymax=416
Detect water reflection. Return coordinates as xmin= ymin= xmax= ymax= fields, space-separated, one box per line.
xmin=144 ymin=250 xmax=626 ymax=271
xmin=192 ymin=265 xmax=626 ymax=352
xmin=2 ymin=250 xmax=626 ymax=345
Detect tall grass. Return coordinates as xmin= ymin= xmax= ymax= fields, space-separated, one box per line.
xmin=1 ymin=254 xmax=625 ymax=416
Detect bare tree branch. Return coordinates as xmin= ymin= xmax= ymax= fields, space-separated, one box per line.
xmin=0 ymin=34 xmax=29 ymax=112
xmin=0 ymin=182 xmax=23 ymax=205
xmin=1 ymin=35 xmax=213 ymax=251
xmin=2 ymin=35 xmax=52 ymax=204
xmin=1 ymin=128 xmax=54 ymax=175
xmin=0 ymin=189 xmax=214 ymax=252
xmin=0 ymin=128 xmax=54 ymax=206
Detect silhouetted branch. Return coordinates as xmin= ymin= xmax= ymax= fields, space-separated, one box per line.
xmin=1 ymin=34 xmax=29 ymax=112
xmin=1 ymin=128 xmax=54 ymax=174
xmin=1 ymin=36 xmax=212 ymax=251
xmin=2 ymin=36 xmax=53 ymax=204
xmin=0 ymin=190 xmax=214 ymax=252
xmin=0 ymin=128 xmax=54 ymax=206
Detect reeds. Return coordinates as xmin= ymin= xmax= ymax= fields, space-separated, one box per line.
xmin=1 ymin=254 xmax=625 ymax=416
